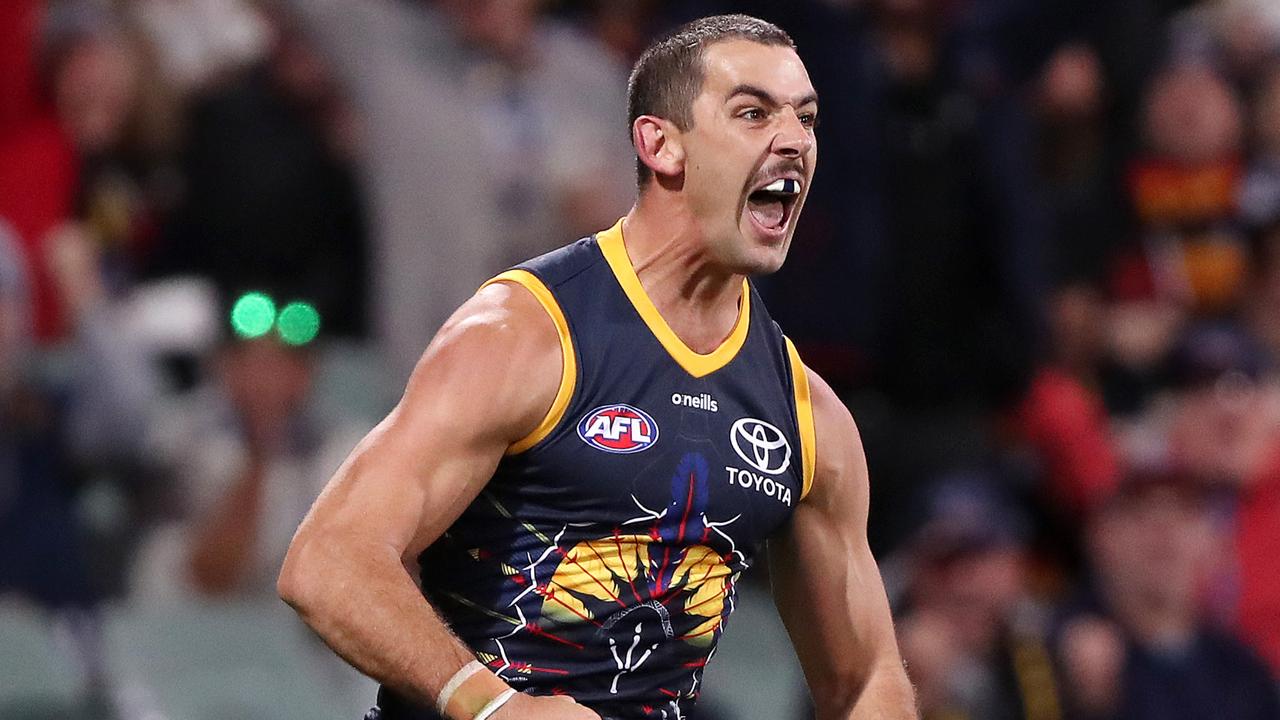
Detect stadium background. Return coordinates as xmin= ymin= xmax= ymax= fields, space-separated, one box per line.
xmin=2 ymin=0 xmax=1280 ymax=718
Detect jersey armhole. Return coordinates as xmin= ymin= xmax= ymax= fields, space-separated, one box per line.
xmin=784 ymin=337 xmax=817 ymax=500
xmin=480 ymin=270 xmax=577 ymax=455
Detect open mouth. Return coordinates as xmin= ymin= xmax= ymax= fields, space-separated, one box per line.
xmin=746 ymin=178 xmax=802 ymax=234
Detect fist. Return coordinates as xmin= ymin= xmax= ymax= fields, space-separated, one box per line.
xmin=492 ymin=692 xmax=602 ymax=719
xmin=1059 ymin=615 xmax=1125 ymax=716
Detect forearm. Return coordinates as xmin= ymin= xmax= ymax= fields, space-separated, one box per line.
xmin=279 ymin=530 xmax=498 ymax=710
xmin=189 ymin=468 xmax=264 ymax=594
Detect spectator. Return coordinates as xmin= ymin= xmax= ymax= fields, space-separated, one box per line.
xmin=1036 ymin=43 xmax=1125 ymax=287
xmin=0 ymin=0 xmax=182 ymax=343
xmin=1167 ymin=323 xmax=1276 ymax=488
xmin=0 ymin=1 xmax=81 ymax=343
xmin=896 ymin=478 xmax=1060 ymax=720
xmin=1099 ymin=61 xmax=1247 ymax=420
xmin=278 ymin=0 xmax=633 ymax=380
xmin=0 ymin=220 xmax=97 ymax=611
xmin=1169 ymin=0 xmax=1280 ymax=92
xmin=1012 ymin=283 xmax=1121 ymax=521
xmin=0 ymin=222 xmax=111 ymax=707
xmin=131 ymin=295 xmax=364 ymax=598
xmin=1164 ymin=322 xmax=1280 ymax=679
xmin=1118 ymin=62 xmax=1248 ymax=316
xmin=152 ymin=10 xmax=370 ymax=337
xmin=1055 ymin=470 xmax=1280 ymax=720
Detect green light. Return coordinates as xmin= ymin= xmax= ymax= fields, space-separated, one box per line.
xmin=277 ymin=301 xmax=321 ymax=345
xmin=230 ymin=292 xmax=276 ymax=338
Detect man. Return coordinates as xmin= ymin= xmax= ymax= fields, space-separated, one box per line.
xmin=1055 ymin=470 xmax=1280 ymax=720
xmin=275 ymin=0 xmax=632 ymax=379
xmin=279 ymin=15 xmax=917 ymax=720
xmin=896 ymin=478 xmax=1057 ymax=720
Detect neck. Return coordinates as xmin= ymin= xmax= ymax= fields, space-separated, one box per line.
xmin=1108 ymin=587 xmax=1196 ymax=649
xmin=620 ymin=194 xmax=745 ymax=354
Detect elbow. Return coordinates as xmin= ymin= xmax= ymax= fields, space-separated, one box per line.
xmin=809 ymin=673 xmax=864 ymax=719
xmin=811 ymin=659 xmax=916 ymax=720
xmin=277 ymin=531 xmax=323 ymax=613
xmin=278 ymin=525 xmax=382 ymax=614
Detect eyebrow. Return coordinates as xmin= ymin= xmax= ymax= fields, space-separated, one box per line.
xmin=725 ymin=83 xmax=819 ymax=109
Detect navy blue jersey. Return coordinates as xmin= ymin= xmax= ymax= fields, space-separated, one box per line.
xmin=378 ymin=220 xmax=816 ymax=720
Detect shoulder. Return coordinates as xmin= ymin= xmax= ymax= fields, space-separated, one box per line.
xmin=397 ymin=278 xmax=563 ymax=446
xmin=793 ymin=361 xmax=867 ymax=508
xmin=1199 ymin=631 xmax=1276 ymax=678
xmin=806 ymin=367 xmax=865 ymax=478
xmin=424 ymin=281 xmax=553 ymax=361
xmin=427 ymin=277 xmax=563 ymax=380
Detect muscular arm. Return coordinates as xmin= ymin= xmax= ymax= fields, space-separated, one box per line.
xmin=769 ymin=369 xmax=918 ymax=720
xmin=277 ymin=281 xmax=585 ymax=716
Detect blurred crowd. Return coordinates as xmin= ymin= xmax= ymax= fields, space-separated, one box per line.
xmin=2 ymin=0 xmax=1280 ymax=719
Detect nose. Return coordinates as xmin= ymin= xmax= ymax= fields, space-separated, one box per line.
xmin=772 ymin=107 xmax=813 ymax=158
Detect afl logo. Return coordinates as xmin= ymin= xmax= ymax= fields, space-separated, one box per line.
xmin=730 ymin=418 xmax=791 ymax=475
xmin=578 ymin=404 xmax=659 ymax=454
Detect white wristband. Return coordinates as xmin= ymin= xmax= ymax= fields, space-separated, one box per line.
xmin=436 ymin=660 xmax=486 ymax=716
xmin=472 ymin=688 xmax=518 ymax=720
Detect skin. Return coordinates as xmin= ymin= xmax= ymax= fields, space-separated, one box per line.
xmin=770 ymin=368 xmax=918 ymax=719
xmin=279 ymin=38 xmax=915 ymax=719
xmin=190 ymin=340 xmax=315 ymax=595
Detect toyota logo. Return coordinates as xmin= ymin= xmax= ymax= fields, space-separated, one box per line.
xmin=730 ymin=418 xmax=791 ymax=475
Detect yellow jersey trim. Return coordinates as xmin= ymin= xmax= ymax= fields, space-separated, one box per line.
xmin=481 ymin=270 xmax=576 ymax=455
xmin=785 ymin=337 xmax=816 ymax=500
xmin=596 ymin=219 xmax=750 ymax=378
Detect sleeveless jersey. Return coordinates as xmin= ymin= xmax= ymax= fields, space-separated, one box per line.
xmin=378 ymin=219 xmax=816 ymax=720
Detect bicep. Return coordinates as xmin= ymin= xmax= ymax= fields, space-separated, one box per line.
xmin=769 ymin=369 xmax=899 ymax=690
xmin=294 ymin=284 xmax=561 ymax=562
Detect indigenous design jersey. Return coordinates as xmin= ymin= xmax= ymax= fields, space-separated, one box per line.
xmin=384 ymin=220 xmax=816 ymax=720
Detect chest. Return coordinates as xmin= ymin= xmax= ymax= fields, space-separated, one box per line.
xmin=494 ymin=357 xmax=802 ymax=555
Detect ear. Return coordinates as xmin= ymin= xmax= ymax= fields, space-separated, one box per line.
xmin=632 ymin=115 xmax=685 ymax=179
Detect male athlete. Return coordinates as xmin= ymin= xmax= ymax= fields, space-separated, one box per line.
xmin=280 ymin=15 xmax=918 ymax=720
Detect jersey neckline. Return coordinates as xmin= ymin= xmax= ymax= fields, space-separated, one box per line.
xmin=595 ymin=218 xmax=751 ymax=378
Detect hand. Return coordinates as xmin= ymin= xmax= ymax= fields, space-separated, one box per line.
xmin=44 ymin=222 xmax=104 ymax=320
xmin=1059 ymin=615 xmax=1124 ymax=717
xmin=491 ymin=692 xmax=602 ymax=719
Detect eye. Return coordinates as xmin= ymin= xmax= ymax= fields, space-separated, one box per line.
xmin=799 ymin=112 xmax=819 ymax=129
xmin=739 ymin=107 xmax=766 ymax=122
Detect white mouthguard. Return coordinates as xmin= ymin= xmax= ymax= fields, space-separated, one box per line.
xmin=762 ymin=178 xmax=800 ymax=195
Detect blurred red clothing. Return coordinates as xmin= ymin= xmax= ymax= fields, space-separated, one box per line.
xmin=0 ymin=0 xmax=78 ymax=342
xmin=1237 ymin=444 xmax=1280 ymax=676
xmin=0 ymin=0 xmax=42 ymax=136
xmin=0 ymin=117 xmax=78 ymax=343
xmin=1016 ymin=367 xmax=1121 ymax=514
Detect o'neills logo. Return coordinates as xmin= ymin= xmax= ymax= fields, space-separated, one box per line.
xmin=670 ymin=392 xmax=718 ymax=412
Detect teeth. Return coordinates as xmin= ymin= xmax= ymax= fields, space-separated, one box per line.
xmin=762 ymin=178 xmax=800 ymax=195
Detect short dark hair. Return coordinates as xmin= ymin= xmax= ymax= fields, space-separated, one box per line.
xmin=627 ymin=14 xmax=795 ymax=187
